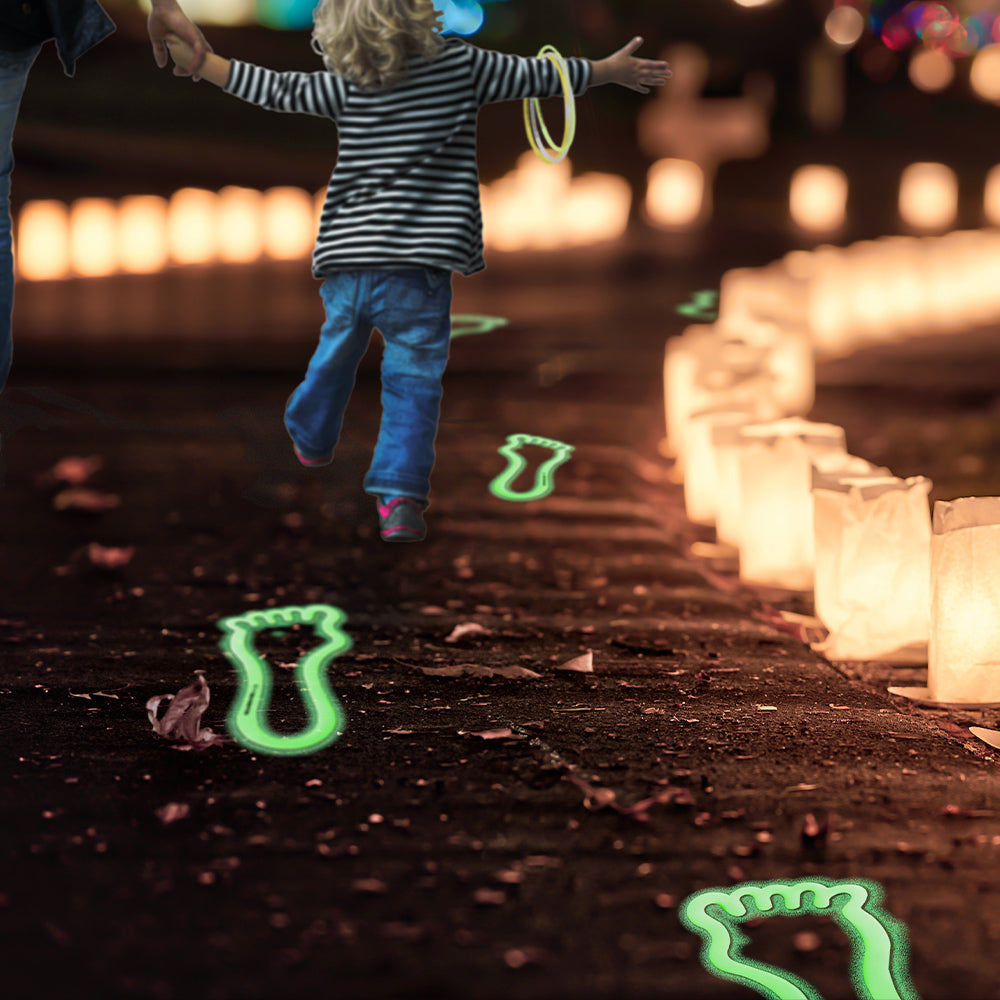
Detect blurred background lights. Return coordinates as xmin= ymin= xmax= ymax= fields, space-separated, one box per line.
xmin=217 ymin=186 xmax=264 ymax=264
xmin=136 ymin=0 xmax=254 ymax=27
xmin=789 ymin=165 xmax=849 ymax=232
xmin=870 ymin=0 xmax=1000 ymax=56
xmin=70 ymin=199 xmax=117 ymax=277
xmin=826 ymin=5 xmax=867 ymax=46
xmin=17 ymin=201 xmax=69 ymax=281
xmin=898 ymin=162 xmax=958 ymax=229
xmin=117 ymin=196 xmax=169 ymax=274
xmin=262 ymin=187 xmax=316 ymax=260
xmin=255 ymin=0 xmax=316 ymax=30
xmin=984 ymin=164 xmax=1000 ymax=224
xmin=970 ymin=44 xmax=1000 ymax=99
xmin=136 ymin=0 xmax=510 ymax=34
xmin=645 ymin=159 xmax=706 ymax=229
xmin=167 ymin=188 xmax=218 ymax=265
xmin=729 ymin=0 xmax=780 ymax=7
xmin=909 ymin=45 xmax=956 ymax=88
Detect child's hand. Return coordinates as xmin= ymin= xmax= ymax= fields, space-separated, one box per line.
xmin=607 ymin=37 xmax=671 ymax=94
xmin=165 ymin=33 xmax=197 ymax=77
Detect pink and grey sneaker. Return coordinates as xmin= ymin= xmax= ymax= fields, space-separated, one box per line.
xmin=377 ymin=496 xmax=427 ymax=542
xmin=294 ymin=446 xmax=333 ymax=468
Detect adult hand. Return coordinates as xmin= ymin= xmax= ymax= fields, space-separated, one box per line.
xmin=149 ymin=0 xmax=212 ymax=79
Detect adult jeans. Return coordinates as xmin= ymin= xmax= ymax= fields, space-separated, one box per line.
xmin=0 ymin=43 xmax=40 ymax=395
xmin=285 ymin=267 xmax=453 ymax=507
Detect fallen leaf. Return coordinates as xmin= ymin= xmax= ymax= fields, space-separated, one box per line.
xmin=352 ymin=878 xmax=387 ymax=894
xmin=38 ymin=455 xmax=103 ymax=487
xmin=155 ymin=802 xmax=190 ymax=824
xmin=556 ymin=651 xmax=594 ymax=673
xmin=88 ymin=543 xmax=135 ymax=570
xmin=445 ymin=622 xmax=490 ymax=643
xmin=419 ymin=664 xmax=540 ymax=680
xmin=473 ymin=888 xmax=507 ymax=905
xmin=460 ymin=728 xmax=520 ymax=740
xmin=68 ymin=691 xmax=92 ymax=700
xmin=146 ymin=670 xmax=227 ymax=751
xmin=53 ymin=488 xmax=120 ymax=513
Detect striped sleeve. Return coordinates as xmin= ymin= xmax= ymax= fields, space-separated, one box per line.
xmin=224 ymin=60 xmax=344 ymax=120
xmin=467 ymin=45 xmax=592 ymax=107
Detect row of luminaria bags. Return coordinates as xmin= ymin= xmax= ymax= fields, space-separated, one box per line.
xmin=664 ymin=228 xmax=1000 ymax=707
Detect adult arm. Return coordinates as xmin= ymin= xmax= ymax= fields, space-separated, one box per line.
xmin=148 ymin=0 xmax=211 ymax=78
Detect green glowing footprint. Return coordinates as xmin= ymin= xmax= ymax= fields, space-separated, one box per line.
xmin=217 ymin=604 xmax=351 ymax=756
xmin=488 ymin=433 xmax=575 ymax=502
xmin=676 ymin=289 xmax=719 ymax=322
xmin=680 ymin=878 xmax=920 ymax=1000
xmin=450 ymin=314 xmax=510 ymax=339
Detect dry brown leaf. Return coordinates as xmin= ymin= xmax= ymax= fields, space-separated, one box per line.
xmin=88 ymin=543 xmax=134 ymax=569
xmin=419 ymin=664 xmax=540 ymax=680
xmin=445 ymin=622 xmax=491 ymax=643
xmin=556 ymin=651 xmax=594 ymax=673
xmin=146 ymin=671 xmax=226 ymax=751
xmin=53 ymin=488 xmax=121 ymax=513
xmin=155 ymin=802 xmax=190 ymax=824
xmin=38 ymin=455 xmax=103 ymax=487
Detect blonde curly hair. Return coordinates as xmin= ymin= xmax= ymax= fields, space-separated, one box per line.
xmin=311 ymin=0 xmax=445 ymax=93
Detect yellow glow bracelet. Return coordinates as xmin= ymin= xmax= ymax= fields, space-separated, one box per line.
xmin=523 ymin=45 xmax=576 ymax=164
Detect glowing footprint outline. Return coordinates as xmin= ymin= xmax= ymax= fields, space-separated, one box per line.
xmin=217 ymin=604 xmax=351 ymax=757
xmin=450 ymin=314 xmax=510 ymax=339
xmin=488 ymin=433 xmax=575 ymax=502
xmin=676 ymin=289 xmax=719 ymax=322
xmin=680 ymin=878 xmax=921 ymax=1000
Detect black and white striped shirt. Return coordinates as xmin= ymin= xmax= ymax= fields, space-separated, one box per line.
xmin=224 ymin=37 xmax=593 ymax=277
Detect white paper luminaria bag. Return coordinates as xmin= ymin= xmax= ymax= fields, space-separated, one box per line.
xmin=926 ymin=498 xmax=1000 ymax=704
xmin=812 ymin=475 xmax=932 ymax=663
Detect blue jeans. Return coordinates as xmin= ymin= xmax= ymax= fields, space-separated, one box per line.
xmin=0 ymin=43 xmax=40 ymax=395
xmin=284 ymin=268 xmax=453 ymax=507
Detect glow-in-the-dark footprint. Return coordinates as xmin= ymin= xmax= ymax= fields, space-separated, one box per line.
xmin=450 ymin=314 xmax=510 ymax=339
xmin=217 ymin=604 xmax=351 ymax=756
xmin=488 ymin=433 xmax=575 ymax=502
xmin=676 ymin=289 xmax=719 ymax=321
xmin=680 ymin=878 xmax=920 ymax=1000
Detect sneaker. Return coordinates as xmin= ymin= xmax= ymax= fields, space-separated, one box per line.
xmin=294 ymin=445 xmax=333 ymax=468
xmin=377 ymin=496 xmax=427 ymax=542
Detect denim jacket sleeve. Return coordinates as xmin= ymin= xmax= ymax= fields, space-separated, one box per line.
xmin=43 ymin=0 xmax=115 ymax=77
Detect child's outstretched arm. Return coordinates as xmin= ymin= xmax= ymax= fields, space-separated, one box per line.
xmin=166 ymin=35 xmax=343 ymax=121
xmin=591 ymin=37 xmax=671 ymax=93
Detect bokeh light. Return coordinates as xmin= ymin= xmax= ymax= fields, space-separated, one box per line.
xmin=870 ymin=0 xmax=1000 ymax=57
xmin=217 ymin=186 xmax=264 ymax=264
xmin=970 ymin=44 xmax=1000 ymax=100
xmin=646 ymin=159 xmax=706 ymax=229
xmin=17 ymin=201 xmax=69 ymax=281
xmin=984 ymin=164 xmax=1000 ymax=224
xmin=136 ymin=0 xmax=511 ymax=34
xmin=789 ymin=165 xmax=849 ymax=232
xmin=70 ymin=199 xmax=117 ymax=277
xmin=167 ymin=188 xmax=218 ymax=265
xmin=899 ymin=162 xmax=958 ymax=229
xmin=117 ymin=196 xmax=170 ymax=274
xmin=908 ymin=46 xmax=956 ymax=89
xmin=826 ymin=6 xmax=866 ymax=47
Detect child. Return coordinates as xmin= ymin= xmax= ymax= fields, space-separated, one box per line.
xmin=165 ymin=0 xmax=670 ymax=543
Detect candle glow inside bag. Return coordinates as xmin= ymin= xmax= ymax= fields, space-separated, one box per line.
xmin=812 ymin=474 xmax=932 ymax=663
xmin=926 ymin=498 xmax=1000 ymax=704
xmin=684 ymin=408 xmax=754 ymax=527
xmin=736 ymin=418 xmax=846 ymax=590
